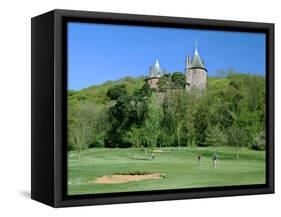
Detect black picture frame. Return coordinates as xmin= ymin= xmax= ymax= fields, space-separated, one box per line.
xmin=31 ymin=9 xmax=274 ymax=207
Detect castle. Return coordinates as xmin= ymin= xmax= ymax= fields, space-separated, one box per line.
xmin=145 ymin=45 xmax=207 ymax=91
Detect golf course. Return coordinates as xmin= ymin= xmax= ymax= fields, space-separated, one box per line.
xmin=66 ymin=23 xmax=267 ymax=196
xmin=68 ymin=147 xmax=265 ymax=195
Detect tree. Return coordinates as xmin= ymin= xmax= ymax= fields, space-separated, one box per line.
xmin=143 ymin=93 xmax=163 ymax=150
xmin=158 ymin=129 xmax=173 ymax=148
xmin=171 ymin=72 xmax=186 ymax=89
xmin=132 ymin=83 xmax=152 ymax=126
xmin=172 ymin=91 xmax=190 ymax=149
xmin=124 ymin=126 xmax=142 ymax=159
xmin=68 ymin=102 xmax=94 ymax=161
xmin=158 ymin=74 xmax=171 ymax=92
xmin=87 ymin=104 xmax=109 ymax=148
xmin=105 ymin=94 xmax=132 ymax=147
xmin=161 ymin=90 xmax=195 ymax=148
xmin=106 ymin=84 xmax=127 ymax=100
xmin=193 ymin=96 xmax=209 ymax=146
xmin=105 ymin=83 xmax=151 ymax=148
xmin=227 ymin=125 xmax=248 ymax=160
xmin=205 ymin=125 xmax=227 ymax=154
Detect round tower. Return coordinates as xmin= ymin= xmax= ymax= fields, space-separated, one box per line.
xmin=185 ymin=44 xmax=207 ymax=91
xmin=145 ymin=59 xmax=162 ymax=89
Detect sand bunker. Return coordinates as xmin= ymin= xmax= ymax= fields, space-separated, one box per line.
xmin=92 ymin=173 xmax=162 ymax=184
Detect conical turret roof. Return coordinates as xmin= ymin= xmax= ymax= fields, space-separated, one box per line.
xmin=191 ymin=46 xmax=204 ymax=68
xmin=155 ymin=59 xmax=160 ymax=68
xmin=148 ymin=59 xmax=162 ymax=78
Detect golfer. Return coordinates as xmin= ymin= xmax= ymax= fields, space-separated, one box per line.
xmin=197 ymin=153 xmax=202 ymax=166
xmin=213 ymin=154 xmax=218 ymax=168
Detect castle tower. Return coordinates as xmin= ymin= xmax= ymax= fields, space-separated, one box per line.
xmin=185 ymin=43 xmax=207 ymax=91
xmin=145 ymin=59 xmax=163 ymax=89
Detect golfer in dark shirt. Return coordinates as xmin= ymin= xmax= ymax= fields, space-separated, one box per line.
xmin=213 ymin=154 xmax=218 ymax=168
xmin=197 ymin=154 xmax=201 ymax=166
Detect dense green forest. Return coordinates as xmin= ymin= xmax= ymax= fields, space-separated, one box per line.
xmin=67 ymin=72 xmax=265 ymax=160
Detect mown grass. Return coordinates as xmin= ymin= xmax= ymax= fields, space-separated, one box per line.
xmin=67 ymin=147 xmax=265 ymax=195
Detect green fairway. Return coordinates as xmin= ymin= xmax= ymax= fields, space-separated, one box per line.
xmin=67 ymin=147 xmax=265 ymax=195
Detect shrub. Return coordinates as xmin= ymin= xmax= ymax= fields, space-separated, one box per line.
xmin=251 ymin=131 xmax=265 ymax=151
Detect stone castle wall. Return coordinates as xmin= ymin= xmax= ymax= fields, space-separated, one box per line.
xmin=146 ymin=78 xmax=160 ymax=89
xmin=189 ymin=68 xmax=207 ymax=91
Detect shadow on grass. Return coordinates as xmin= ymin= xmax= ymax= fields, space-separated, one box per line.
xmin=128 ymin=157 xmax=153 ymax=161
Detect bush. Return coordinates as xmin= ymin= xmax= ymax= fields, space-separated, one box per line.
xmin=88 ymin=140 xmax=104 ymax=148
xmin=250 ymin=132 xmax=265 ymax=151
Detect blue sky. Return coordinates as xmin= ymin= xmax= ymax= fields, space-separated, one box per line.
xmin=68 ymin=22 xmax=266 ymax=90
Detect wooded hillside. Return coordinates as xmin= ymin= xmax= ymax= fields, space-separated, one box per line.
xmin=67 ymin=72 xmax=265 ymax=157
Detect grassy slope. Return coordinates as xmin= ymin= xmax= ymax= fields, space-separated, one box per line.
xmin=68 ymin=147 xmax=265 ymax=195
xmin=72 ymin=76 xmax=146 ymax=105
xmin=69 ymin=74 xmax=264 ymax=105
